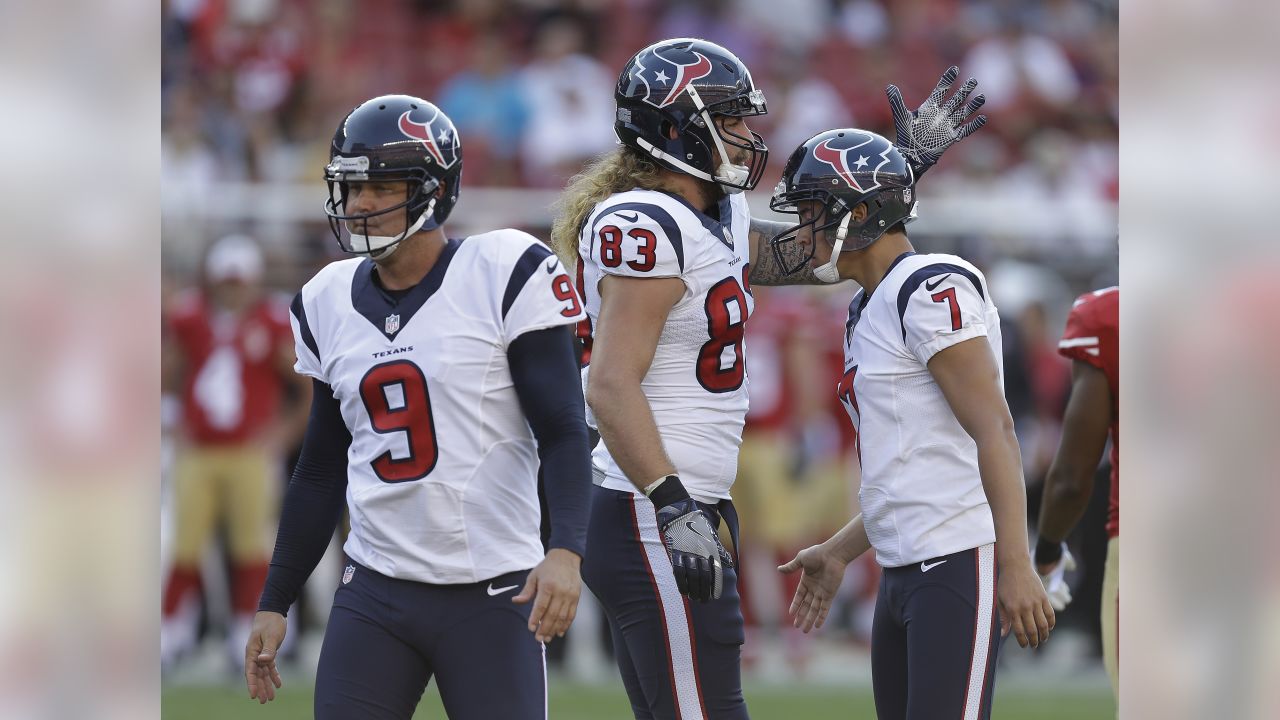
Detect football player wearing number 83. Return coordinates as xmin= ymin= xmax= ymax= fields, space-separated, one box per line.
xmin=772 ymin=124 xmax=1056 ymax=720
xmin=550 ymin=39 xmax=987 ymax=720
xmin=243 ymin=95 xmax=592 ymax=720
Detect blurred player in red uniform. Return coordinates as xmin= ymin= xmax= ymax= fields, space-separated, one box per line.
xmin=736 ymin=286 xmax=854 ymax=671
xmin=161 ymin=234 xmax=310 ymax=672
xmin=1035 ymin=285 xmax=1119 ymax=701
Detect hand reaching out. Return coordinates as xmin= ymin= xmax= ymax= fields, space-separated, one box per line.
xmin=778 ymin=544 xmax=850 ymax=633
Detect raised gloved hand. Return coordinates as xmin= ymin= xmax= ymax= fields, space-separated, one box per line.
xmin=647 ymin=475 xmax=734 ymax=602
xmin=886 ymin=66 xmax=988 ymax=179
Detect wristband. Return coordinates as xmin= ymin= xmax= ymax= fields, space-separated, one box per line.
xmin=1034 ymin=537 xmax=1064 ymax=566
xmin=645 ymin=474 xmax=689 ymax=509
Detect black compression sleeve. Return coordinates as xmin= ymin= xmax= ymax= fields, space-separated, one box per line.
xmin=257 ymin=379 xmax=351 ymax=615
xmin=508 ymin=325 xmax=591 ymax=558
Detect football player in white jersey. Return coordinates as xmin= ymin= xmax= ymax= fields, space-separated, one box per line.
xmin=772 ymin=128 xmax=1054 ymax=720
xmin=550 ymin=38 xmax=990 ymax=719
xmin=241 ymin=95 xmax=592 ymax=720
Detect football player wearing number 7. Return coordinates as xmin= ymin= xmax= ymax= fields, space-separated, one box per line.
xmin=773 ymin=127 xmax=1055 ymax=719
xmin=243 ymin=95 xmax=592 ymax=719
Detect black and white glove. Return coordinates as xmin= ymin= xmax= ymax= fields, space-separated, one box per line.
xmin=886 ymin=66 xmax=988 ymax=179
xmin=647 ymin=475 xmax=734 ymax=602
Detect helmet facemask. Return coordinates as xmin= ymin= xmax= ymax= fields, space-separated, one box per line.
xmin=769 ymin=187 xmax=857 ymax=281
xmin=324 ymin=156 xmax=439 ymax=258
xmin=770 ymin=183 xmax=918 ymax=281
xmin=686 ymin=86 xmax=768 ymax=193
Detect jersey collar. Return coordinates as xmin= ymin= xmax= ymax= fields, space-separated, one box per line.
xmin=351 ymin=237 xmax=465 ymax=341
xmin=657 ymin=190 xmax=734 ymax=248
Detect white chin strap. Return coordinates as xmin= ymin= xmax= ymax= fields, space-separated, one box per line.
xmin=811 ymin=212 xmax=853 ymax=284
xmin=347 ymin=198 xmax=434 ymax=258
xmin=637 ymin=85 xmax=752 ymax=194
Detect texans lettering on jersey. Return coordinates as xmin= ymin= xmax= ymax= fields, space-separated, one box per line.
xmin=839 ymin=252 xmax=1000 ymax=567
xmin=288 ymin=231 xmax=586 ymax=584
xmin=577 ymin=189 xmax=754 ymax=502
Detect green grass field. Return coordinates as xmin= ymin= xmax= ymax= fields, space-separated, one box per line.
xmin=163 ymin=680 xmax=1115 ymax=719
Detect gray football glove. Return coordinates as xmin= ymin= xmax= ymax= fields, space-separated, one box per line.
xmin=886 ymin=66 xmax=988 ymax=178
xmin=649 ymin=476 xmax=734 ymax=602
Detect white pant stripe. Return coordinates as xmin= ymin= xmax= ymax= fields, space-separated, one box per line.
xmin=632 ymin=497 xmax=705 ymax=720
xmin=540 ymin=641 xmax=548 ymax=720
xmin=963 ymin=543 xmax=997 ymax=720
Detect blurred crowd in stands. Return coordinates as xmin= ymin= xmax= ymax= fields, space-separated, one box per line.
xmin=162 ymin=0 xmax=1116 ymax=245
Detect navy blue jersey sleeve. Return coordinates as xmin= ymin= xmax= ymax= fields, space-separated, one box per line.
xmin=258 ymin=379 xmax=351 ymax=615
xmin=507 ymin=325 xmax=591 ymax=557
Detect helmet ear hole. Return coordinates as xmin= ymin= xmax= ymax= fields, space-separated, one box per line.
xmin=661 ymin=119 xmax=678 ymax=141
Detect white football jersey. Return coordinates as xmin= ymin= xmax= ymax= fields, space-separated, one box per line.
xmin=838 ymin=252 xmax=1000 ymax=567
xmin=288 ymin=231 xmax=586 ymax=584
xmin=578 ymin=189 xmax=754 ymax=502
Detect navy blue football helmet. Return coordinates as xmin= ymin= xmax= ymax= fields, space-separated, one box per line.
xmin=770 ymin=128 xmax=916 ymax=280
xmin=615 ymin=38 xmax=768 ymax=193
xmin=324 ymin=95 xmax=463 ymax=257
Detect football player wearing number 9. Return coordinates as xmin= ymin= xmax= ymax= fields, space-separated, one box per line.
xmin=772 ymin=128 xmax=1055 ymax=720
xmin=242 ymin=95 xmax=592 ymax=720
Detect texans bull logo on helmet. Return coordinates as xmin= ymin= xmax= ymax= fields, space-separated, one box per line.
xmin=812 ymin=132 xmax=896 ymax=193
xmin=630 ymin=44 xmax=714 ymax=108
xmin=397 ymin=107 xmax=460 ymax=169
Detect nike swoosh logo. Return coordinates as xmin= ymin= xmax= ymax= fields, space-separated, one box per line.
xmin=615 ymin=212 xmax=639 ymax=223
xmin=487 ymin=583 xmax=519 ymax=596
xmin=544 ymin=256 xmax=559 ymax=274
xmin=924 ymin=274 xmax=951 ymax=291
xmin=920 ymin=560 xmax=948 ymax=572
xmin=685 ymin=520 xmax=713 ymax=544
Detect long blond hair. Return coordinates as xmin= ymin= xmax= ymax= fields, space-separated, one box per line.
xmin=550 ymin=146 xmax=673 ymax=264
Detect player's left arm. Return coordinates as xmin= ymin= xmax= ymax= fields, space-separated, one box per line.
xmin=928 ymin=337 xmax=1054 ymax=648
xmin=506 ymin=324 xmax=590 ymax=643
xmin=1036 ymin=360 xmax=1111 ymax=563
xmin=747 ymin=216 xmax=829 ymax=286
xmin=500 ymin=243 xmax=591 ymax=641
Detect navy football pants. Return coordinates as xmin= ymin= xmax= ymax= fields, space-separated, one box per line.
xmin=313 ymin=559 xmax=545 ymax=720
xmin=871 ymin=543 xmax=1002 ymax=720
xmin=582 ymin=486 xmax=749 ymax=720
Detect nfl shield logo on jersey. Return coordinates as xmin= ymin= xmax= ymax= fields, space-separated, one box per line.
xmin=342 ymin=564 xmax=355 ymax=585
xmin=385 ymin=313 xmax=400 ymax=334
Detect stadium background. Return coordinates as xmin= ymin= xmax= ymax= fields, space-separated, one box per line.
xmin=160 ymin=0 xmax=1117 ymax=716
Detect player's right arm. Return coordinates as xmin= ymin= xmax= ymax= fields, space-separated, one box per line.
xmin=589 ymin=274 xmax=733 ymax=602
xmin=582 ymin=204 xmax=688 ymax=486
xmin=246 ymin=378 xmax=351 ymax=703
xmin=585 ymin=273 xmax=684 ymax=486
xmin=585 ymin=204 xmax=734 ymax=601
